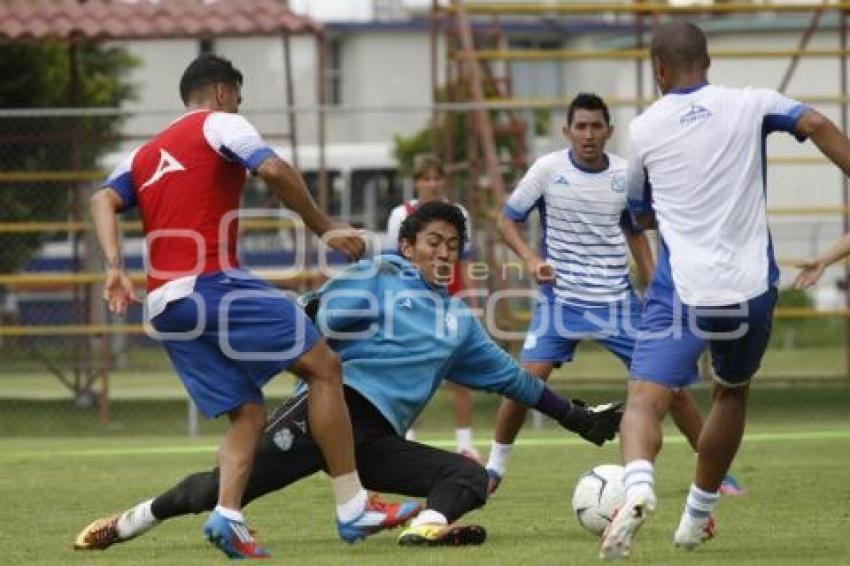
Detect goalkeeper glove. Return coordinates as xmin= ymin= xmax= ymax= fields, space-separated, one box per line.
xmin=559 ymin=399 xmax=624 ymax=446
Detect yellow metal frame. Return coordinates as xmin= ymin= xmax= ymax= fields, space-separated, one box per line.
xmin=441 ymin=2 xmax=850 ymax=15
xmin=469 ymin=48 xmax=850 ymax=62
xmin=0 ymin=217 xmax=301 ymax=234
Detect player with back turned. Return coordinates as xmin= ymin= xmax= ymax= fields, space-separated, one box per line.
xmin=601 ymin=22 xmax=850 ymax=560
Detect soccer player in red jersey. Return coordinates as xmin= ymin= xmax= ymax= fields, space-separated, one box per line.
xmin=83 ymin=54 xmax=416 ymax=559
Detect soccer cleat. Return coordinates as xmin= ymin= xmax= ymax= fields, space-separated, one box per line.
xmin=674 ymin=513 xmax=717 ymax=550
xmin=599 ymin=492 xmax=656 ymax=560
xmin=203 ymin=511 xmax=270 ymax=560
xmin=73 ymin=513 xmax=121 ymax=550
xmin=458 ymin=447 xmax=482 ymax=464
xmin=719 ymin=474 xmax=745 ymax=496
xmin=486 ymin=468 xmax=502 ymax=495
xmin=397 ymin=523 xmax=487 ymax=547
xmin=337 ymin=495 xmax=422 ymax=543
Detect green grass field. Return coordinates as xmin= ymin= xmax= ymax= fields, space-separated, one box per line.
xmin=2 ymin=385 xmax=850 ymax=565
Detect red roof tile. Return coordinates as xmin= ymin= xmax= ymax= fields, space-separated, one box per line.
xmin=0 ymin=0 xmax=322 ymax=42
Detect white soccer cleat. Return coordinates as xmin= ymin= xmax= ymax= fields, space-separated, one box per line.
xmin=599 ymin=491 xmax=656 ymax=560
xmin=673 ymin=513 xmax=717 ymax=550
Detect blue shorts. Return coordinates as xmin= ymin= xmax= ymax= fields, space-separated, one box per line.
xmin=520 ymin=294 xmax=642 ymax=367
xmin=151 ymin=270 xmax=321 ymax=418
xmin=630 ymin=287 xmax=777 ymax=389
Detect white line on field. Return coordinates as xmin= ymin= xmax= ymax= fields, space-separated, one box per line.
xmin=1 ymin=429 xmax=848 ymax=460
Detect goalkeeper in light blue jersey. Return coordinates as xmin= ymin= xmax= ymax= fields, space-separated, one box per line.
xmin=75 ymin=201 xmax=623 ymax=551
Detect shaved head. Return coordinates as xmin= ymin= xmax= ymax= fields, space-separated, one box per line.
xmin=650 ymin=22 xmax=710 ymax=73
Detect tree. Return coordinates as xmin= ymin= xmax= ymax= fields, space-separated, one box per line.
xmin=0 ymin=40 xmax=138 ymax=274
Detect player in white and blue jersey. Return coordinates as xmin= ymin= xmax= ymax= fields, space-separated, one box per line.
xmin=74 ymin=202 xmax=624 ymax=551
xmin=601 ymin=23 xmax=850 ymax=560
xmin=485 ymin=94 xmax=731 ymax=494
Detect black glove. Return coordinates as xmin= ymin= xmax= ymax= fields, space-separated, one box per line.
xmin=559 ymin=399 xmax=624 ymax=446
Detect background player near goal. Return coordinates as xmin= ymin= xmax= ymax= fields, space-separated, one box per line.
xmin=386 ymin=154 xmax=481 ymax=461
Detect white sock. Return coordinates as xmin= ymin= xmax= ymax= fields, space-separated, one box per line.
xmin=485 ymin=440 xmax=513 ymax=476
xmin=411 ymin=509 xmax=448 ymax=528
xmin=332 ymin=471 xmax=365 ymax=506
xmin=405 ymin=428 xmax=416 ymax=441
xmin=623 ymin=459 xmax=655 ymax=502
xmin=684 ymin=483 xmax=719 ymax=520
xmin=335 ymin=487 xmax=368 ymax=523
xmin=213 ymin=504 xmax=244 ymax=522
xmin=116 ymin=499 xmax=159 ymax=540
xmin=456 ymin=428 xmax=474 ymax=452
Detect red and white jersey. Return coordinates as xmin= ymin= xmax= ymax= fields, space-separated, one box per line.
xmin=104 ymin=110 xmax=275 ymax=295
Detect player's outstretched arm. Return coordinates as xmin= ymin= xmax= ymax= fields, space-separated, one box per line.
xmin=797 ymin=108 xmax=850 ymax=177
xmin=794 ymin=233 xmax=850 ymax=289
xmin=256 ymin=156 xmax=365 ymax=260
xmin=791 ymin=109 xmax=850 ymax=289
xmin=536 ymin=388 xmax=624 ymax=446
xmin=447 ymin=320 xmax=623 ymax=446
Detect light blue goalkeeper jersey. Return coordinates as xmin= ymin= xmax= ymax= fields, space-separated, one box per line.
xmin=295 ymin=254 xmax=544 ymax=435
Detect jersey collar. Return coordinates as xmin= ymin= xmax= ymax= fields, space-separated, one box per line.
xmin=568 ymin=149 xmax=609 ymax=174
xmin=667 ymin=82 xmax=709 ymax=95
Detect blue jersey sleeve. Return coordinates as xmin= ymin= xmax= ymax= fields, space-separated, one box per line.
xmin=102 ymin=148 xmax=138 ymax=212
xmin=504 ymin=156 xmax=549 ymax=222
xmin=625 ymin=146 xmax=654 ymax=217
xmin=447 ymin=316 xmax=544 ymax=406
xmin=756 ymin=89 xmax=808 ymax=142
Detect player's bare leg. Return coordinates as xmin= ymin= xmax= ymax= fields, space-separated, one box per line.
xmin=218 ymin=402 xmax=266 ymax=510
xmin=202 ymin=402 xmax=270 ymax=559
xmin=290 ymin=341 xmax=357 ymax=478
xmin=670 ymin=388 xmax=702 ymax=451
xmin=671 ymin=387 xmax=745 ymax=496
xmin=291 ymin=340 xmax=413 ymax=541
xmin=696 ymin=383 xmax=748 ymax=491
xmin=601 ymin=380 xmax=672 ymax=560
xmin=674 ymin=383 xmax=746 ymax=550
xmin=218 ymin=403 xmax=266 ymax=510
xmin=449 ymin=382 xmax=479 ymax=462
xmin=290 ymin=341 xmax=368 ymax=532
xmin=486 ymin=362 xmax=555 ymax=492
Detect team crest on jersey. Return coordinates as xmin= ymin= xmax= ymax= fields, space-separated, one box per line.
xmin=140 ymin=148 xmax=186 ymax=190
xmin=272 ymin=427 xmax=295 ymax=451
xmin=445 ymin=312 xmax=458 ymax=333
xmin=611 ymin=175 xmax=626 ymax=193
xmin=680 ymin=104 xmax=712 ymax=125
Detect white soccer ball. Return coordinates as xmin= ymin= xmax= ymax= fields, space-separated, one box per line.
xmin=571 ymin=464 xmax=625 ymax=537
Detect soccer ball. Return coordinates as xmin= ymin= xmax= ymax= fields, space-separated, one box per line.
xmin=571 ymin=464 xmax=625 ymax=537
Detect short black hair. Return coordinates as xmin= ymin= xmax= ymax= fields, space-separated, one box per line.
xmin=650 ymin=22 xmax=710 ymax=72
xmin=398 ymin=201 xmax=467 ymax=251
xmin=179 ymin=54 xmax=244 ymax=105
xmin=567 ymin=93 xmax=611 ymax=126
